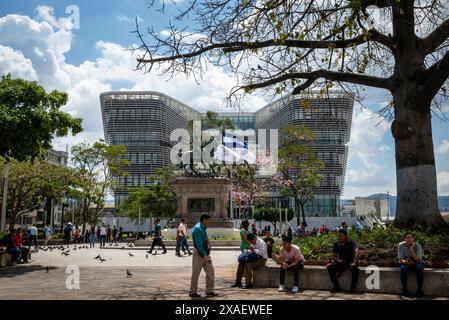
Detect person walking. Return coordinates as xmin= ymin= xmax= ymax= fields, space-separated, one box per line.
xmin=107 ymin=225 xmax=112 ymax=243
xmin=231 ymin=220 xmax=250 ymax=288
xmin=148 ymin=218 xmax=167 ymax=254
xmin=63 ymin=223 xmax=73 ymax=245
xmin=176 ymin=218 xmax=192 ymax=256
xmin=99 ymin=223 xmax=107 ymax=247
xmin=112 ymin=226 xmax=118 ymax=243
xmin=43 ymin=224 xmax=52 ymax=246
xmin=89 ymin=225 xmax=96 ymax=248
xmin=29 ymin=224 xmax=38 ymax=249
xmin=118 ymin=226 xmax=123 ymax=242
xmin=72 ymin=226 xmax=81 ymax=244
xmin=189 ymin=214 xmax=217 ymax=298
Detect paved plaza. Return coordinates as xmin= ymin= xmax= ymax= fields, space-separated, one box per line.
xmin=0 ymin=246 xmax=447 ymax=300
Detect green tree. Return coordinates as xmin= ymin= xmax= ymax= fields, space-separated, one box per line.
xmin=0 ymin=157 xmax=74 ymax=231
xmin=70 ymin=140 xmax=128 ymax=230
xmin=0 ymin=74 xmax=82 ymax=161
xmin=118 ymin=165 xmax=180 ymax=220
xmin=254 ymin=207 xmax=295 ymax=232
xmin=202 ymin=111 xmax=234 ymax=131
xmin=118 ymin=185 xmax=177 ymax=220
xmin=274 ymin=125 xmax=324 ymax=226
xmin=135 ymin=1 xmax=449 ymax=227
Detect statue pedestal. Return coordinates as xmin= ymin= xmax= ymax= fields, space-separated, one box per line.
xmin=171 ymin=176 xmax=234 ymax=229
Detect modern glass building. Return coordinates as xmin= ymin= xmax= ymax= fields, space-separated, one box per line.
xmin=100 ymin=91 xmax=200 ymax=206
xmin=255 ymin=94 xmax=353 ymax=217
xmin=100 ymin=91 xmax=353 ymax=215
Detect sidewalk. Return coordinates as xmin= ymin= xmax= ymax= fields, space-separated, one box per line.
xmin=0 ymin=248 xmax=446 ymax=300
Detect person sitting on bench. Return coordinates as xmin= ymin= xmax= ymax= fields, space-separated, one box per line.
xmin=4 ymin=230 xmax=21 ymax=265
xmin=14 ymin=228 xmax=30 ymax=263
xmin=326 ymin=228 xmax=359 ymax=293
xmin=278 ymin=235 xmax=304 ymax=293
xmin=398 ymin=232 xmax=425 ymax=297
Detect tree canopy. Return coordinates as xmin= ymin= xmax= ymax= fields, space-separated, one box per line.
xmin=70 ymin=140 xmax=128 ymax=229
xmin=133 ymin=0 xmax=449 ymax=227
xmin=0 ymin=157 xmax=74 ymax=231
xmin=0 ymin=74 xmax=83 ymax=161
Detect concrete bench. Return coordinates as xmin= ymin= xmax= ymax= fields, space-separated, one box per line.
xmin=253 ymin=260 xmax=449 ymax=297
xmin=0 ymin=248 xmax=38 ymax=267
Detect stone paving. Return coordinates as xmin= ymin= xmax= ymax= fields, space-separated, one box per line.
xmin=0 ymin=246 xmax=447 ymax=300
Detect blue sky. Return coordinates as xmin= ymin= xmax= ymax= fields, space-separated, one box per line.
xmin=0 ymin=1 xmax=448 ymax=198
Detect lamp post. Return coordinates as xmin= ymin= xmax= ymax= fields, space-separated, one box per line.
xmin=60 ymin=202 xmax=68 ymax=233
xmin=1 ymin=161 xmax=9 ymax=232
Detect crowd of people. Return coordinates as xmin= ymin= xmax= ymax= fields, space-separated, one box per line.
xmin=1 ymin=217 xmax=427 ymax=298
xmin=172 ymin=216 xmax=427 ymax=298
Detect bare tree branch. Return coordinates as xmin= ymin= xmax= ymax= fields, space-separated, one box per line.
xmin=422 ymin=16 xmax=449 ymax=53
xmin=243 ymin=69 xmax=393 ymax=92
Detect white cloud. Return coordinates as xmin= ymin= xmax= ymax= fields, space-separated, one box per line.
xmin=343 ymin=106 xmax=394 ymax=198
xmin=0 ymin=45 xmax=38 ymax=80
xmin=437 ymin=171 xmax=449 ymax=195
xmin=0 ymin=8 xmax=266 ymax=156
xmin=436 ymin=139 xmax=449 ymax=154
xmin=348 ymin=107 xmax=390 ymax=166
xmin=116 ymin=15 xmax=143 ymax=24
xmin=35 ymin=5 xmax=75 ymax=30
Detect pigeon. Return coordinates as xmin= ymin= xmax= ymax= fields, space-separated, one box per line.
xmin=46 ymin=266 xmax=49 ymax=273
xmin=65 ymin=249 xmax=70 ymax=253
xmin=114 ymin=243 xmax=118 ymax=247
xmin=146 ymin=253 xmax=149 ymax=259
xmin=95 ymin=254 xmax=101 ymax=259
xmin=121 ymin=246 xmax=125 ymax=249
xmin=62 ymin=252 xmax=70 ymax=256
xmin=129 ymin=252 xmax=134 ymax=257
xmin=126 ymin=270 xmax=133 ymax=277
xmin=73 ymin=247 xmax=77 ymax=251
xmin=100 ymin=258 xmax=107 ymax=262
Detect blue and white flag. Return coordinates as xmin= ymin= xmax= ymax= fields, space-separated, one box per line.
xmin=215 ymin=133 xmax=256 ymax=164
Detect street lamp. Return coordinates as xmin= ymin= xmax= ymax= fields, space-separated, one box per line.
xmin=61 ymin=202 xmax=69 ymax=233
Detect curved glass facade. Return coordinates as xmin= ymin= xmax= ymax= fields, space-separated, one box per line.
xmin=101 ymin=91 xmax=353 ymax=215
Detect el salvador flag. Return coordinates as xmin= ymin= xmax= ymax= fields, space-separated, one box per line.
xmin=215 ymin=133 xmax=255 ymax=164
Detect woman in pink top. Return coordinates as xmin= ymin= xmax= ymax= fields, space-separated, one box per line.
xmin=278 ymin=235 xmax=304 ymax=293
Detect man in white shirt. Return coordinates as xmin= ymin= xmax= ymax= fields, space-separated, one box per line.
xmin=29 ymin=225 xmax=38 ymax=248
xmin=243 ymin=233 xmax=267 ymax=289
xmin=43 ymin=225 xmax=52 ymax=246
xmin=100 ymin=223 xmax=107 ymax=247
xmin=176 ymin=218 xmax=192 ymax=256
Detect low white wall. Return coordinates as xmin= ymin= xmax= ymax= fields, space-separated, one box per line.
xmin=234 ymin=217 xmax=358 ymax=233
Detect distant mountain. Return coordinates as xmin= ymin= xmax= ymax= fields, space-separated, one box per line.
xmin=341 ymin=194 xmax=449 ymax=217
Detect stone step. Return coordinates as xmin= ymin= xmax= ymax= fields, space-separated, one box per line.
xmin=253 ymin=261 xmax=449 ymax=297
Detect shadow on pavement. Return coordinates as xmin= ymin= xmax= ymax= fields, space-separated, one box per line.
xmin=0 ymin=265 xmax=56 ymax=278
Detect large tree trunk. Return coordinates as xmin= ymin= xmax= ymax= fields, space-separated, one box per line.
xmin=392 ymin=91 xmax=443 ymax=228
xmin=8 ymin=212 xmax=17 ymax=233
xmin=294 ymin=199 xmax=300 ymax=227
xmin=300 ymin=202 xmax=306 ymax=226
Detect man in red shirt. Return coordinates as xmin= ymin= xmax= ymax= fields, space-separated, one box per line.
xmin=14 ymin=228 xmax=30 ymax=263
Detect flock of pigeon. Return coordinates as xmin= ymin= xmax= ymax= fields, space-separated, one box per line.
xmin=39 ymin=242 xmax=160 ymax=277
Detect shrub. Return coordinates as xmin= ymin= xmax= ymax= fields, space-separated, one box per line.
xmin=289 ymin=226 xmax=449 ymax=268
